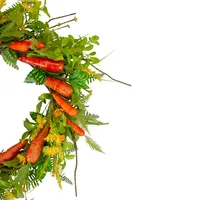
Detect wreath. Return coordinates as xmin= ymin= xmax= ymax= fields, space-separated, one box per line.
xmin=0 ymin=0 xmax=130 ymax=199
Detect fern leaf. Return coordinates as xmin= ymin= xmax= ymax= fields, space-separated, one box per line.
xmin=60 ymin=172 xmax=73 ymax=185
xmin=2 ymin=48 xmax=18 ymax=69
xmin=85 ymin=135 xmax=104 ymax=153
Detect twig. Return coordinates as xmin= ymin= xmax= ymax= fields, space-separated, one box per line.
xmin=50 ymin=18 xmax=77 ymax=29
xmin=48 ymin=13 xmax=76 ymax=23
xmin=72 ymin=134 xmax=78 ymax=197
xmin=53 ymin=24 xmax=70 ymax=31
xmin=91 ymin=64 xmax=132 ymax=87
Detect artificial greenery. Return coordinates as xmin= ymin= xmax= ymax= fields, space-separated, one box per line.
xmin=0 ymin=0 xmax=130 ymax=199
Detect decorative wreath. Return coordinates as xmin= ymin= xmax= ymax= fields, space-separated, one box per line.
xmin=0 ymin=0 xmax=130 ymax=199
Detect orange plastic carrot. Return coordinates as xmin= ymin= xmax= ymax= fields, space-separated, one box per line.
xmin=8 ymin=40 xmax=45 ymax=52
xmin=8 ymin=41 xmax=31 ymax=52
xmin=45 ymin=77 xmax=73 ymax=98
xmin=52 ymin=93 xmax=78 ymax=117
xmin=26 ymin=126 xmax=50 ymax=164
xmin=0 ymin=139 xmax=28 ymax=165
xmin=18 ymin=56 xmax=64 ymax=73
xmin=66 ymin=119 xmax=85 ymax=136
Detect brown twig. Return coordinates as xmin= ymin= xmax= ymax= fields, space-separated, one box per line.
xmin=49 ymin=18 xmax=76 ymax=29
xmin=48 ymin=13 xmax=76 ymax=23
xmin=72 ymin=134 xmax=78 ymax=197
xmin=91 ymin=64 xmax=132 ymax=87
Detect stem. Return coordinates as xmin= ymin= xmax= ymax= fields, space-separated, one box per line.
xmin=91 ymin=64 xmax=132 ymax=87
xmin=52 ymin=24 xmax=70 ymax=31
xmin=48 ymin=13 xmax=76 ymax=23
xmin=72 ymin=134 xmax=78 ymax=197
xmin=50 ymin=18 xmax=76 ymax=29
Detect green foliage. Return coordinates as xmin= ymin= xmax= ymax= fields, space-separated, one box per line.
xmin=25 ymin=68 xmax=46 ymax=85
xmin=60 ymin=172 xmax=73 ymax=185
xmin=85 ymin=135 xmax=104 ymax=153
xmin=1 ymin=48 xmax=18 ymax=69
xmin=0 ymin=0 xmax=109 ymax=198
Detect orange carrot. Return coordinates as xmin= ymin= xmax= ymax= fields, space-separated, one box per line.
xmin=37 ymin=42 xmax=45 ymax=49
xmin=66 ymin=119 xmax=85 ymax=136
xmin=8 ymin=41 xmax=31 ymax=52
xmin=45 ymin=77 xmax=73 ymax=98
xmin=0 ymin=139 xmax=28 ymax=165
xmin=18 ymin=56 xmax=64 ymax=73
xmin=26 ymin=126 xmax=49 ymax=164
xmin=52 ymin=93 xmax=78 ymax=117
xmin=7 ymin=40 xmax=45 ymax=52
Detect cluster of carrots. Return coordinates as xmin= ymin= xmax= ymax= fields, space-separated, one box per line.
xmin=0 ymin=40 xmax=85 ymax=165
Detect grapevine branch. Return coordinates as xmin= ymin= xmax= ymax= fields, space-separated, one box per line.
xmin=91 ymin=64 xmax=132 ymax=86
xmin=72 ymin=134 xmax=78 ymax=197
xmin=48 ymin=13 xmax=76 ymax=23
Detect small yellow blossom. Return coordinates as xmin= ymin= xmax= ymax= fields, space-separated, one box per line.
xmin=17 ymin=154 xmax=26 ymax=165
xmin=53 ymin=109 xmax=63 ymax=118
xmin=82 ymin=67 xmax=102 ymax=81
xmin=53 ymin=159 xmax=62 ymax=189
xmin=0 ymin=0 xmax=6 ymax=10
xmin=36 ymin=115 xmax=46 ymax=129
xmin=45 ymin=134 xmax=65 ymax=146
xmin=5 ymin=191 xmax=16 ymax=200
xmin=43 ymin=147 xmax=60 ymax=156
xmin=74 ymin=16 xmax=78 ymax=22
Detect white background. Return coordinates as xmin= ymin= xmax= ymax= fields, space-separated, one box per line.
xmin=1 ymin=0 xmax=200 ymax=199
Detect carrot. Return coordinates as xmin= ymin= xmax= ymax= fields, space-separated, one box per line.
xmin=7 ymin=40 xmax=45 ymax=52
xmin=26 ymin=126 xmax=50 ymax=164
xmin=66 ymin=119 xmax=85 ymax=136
xmin=45 ymin=77 xmax=73 ymax=98
xmin=0 ymin=139 xmax=28 ymax=165
xmin=8 ymin=41 xmax=31 ymax=52
xmin=18 ymin=56 xmax=64 ymax=73
xmin=52 ymin=93 xmax=78 ymax=117
xmin=36 ymin=42 xmax=45 ymax=49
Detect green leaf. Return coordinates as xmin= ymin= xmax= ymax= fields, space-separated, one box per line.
xmin=90 ymin=35 xmax=100 ymax=45
xmin=84 ymin=44 xmax=94 ymax=51
xmin=41 ymin=6 xmax=50 ymax=17
xmin=68 ymin=34 xmax=74 ymax=44
xmin=85 ymin=136 xmax=104 ymax=153
xmin=38 ymin=93 xmax=52 ymax=101
xmin=0 ymin=180 xmax=10 ymax=188
xmin=61 ymin=37 xmax=69 ymax=46
xmin=36 ymin=101 xmax=43 ymax=113
xmin=89 ymin=51 xmax=96 ymax=56
xmin=25 ymin=68 xmax=46 ymax=85
xmin=16 ymin=188 xmax=24 ymax=198
xmin=2 ymin=157 xmax=19 ymax=168
xmin=65 ymin=154 xmax=75 ymax=160
xmin=14 ymin=165 xmax=29 ymax=184
xmin=90 ymin=57 xmax=100 ymax=64
xmin=1 ymin=48 xmax=18 ymax=69
xmin=24 ymin=118 xmax=35 ymax=131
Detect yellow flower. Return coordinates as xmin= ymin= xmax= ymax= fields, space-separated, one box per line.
xmin=36 ymin=115 xmax=46 ymax=129
xmin=43 ymin=147 xmax=59 ymax=156
xmin=5 ymin=191 xmax=16 ymax=200
xmin=45 ymin=134 xmax=65 ymax=146
xmin=17 ymin=154 xmax=26 ymax=165
xmin=53 ymin=159 xmax=62 ymax=189
xmin=0 ymin=0 xmax=6 ymax=10
xmin=53 ymin=109 xmax=63 ymax=118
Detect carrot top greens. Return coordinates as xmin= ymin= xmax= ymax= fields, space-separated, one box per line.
xmin=0 ymin=0 xmax=130 ymax=199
